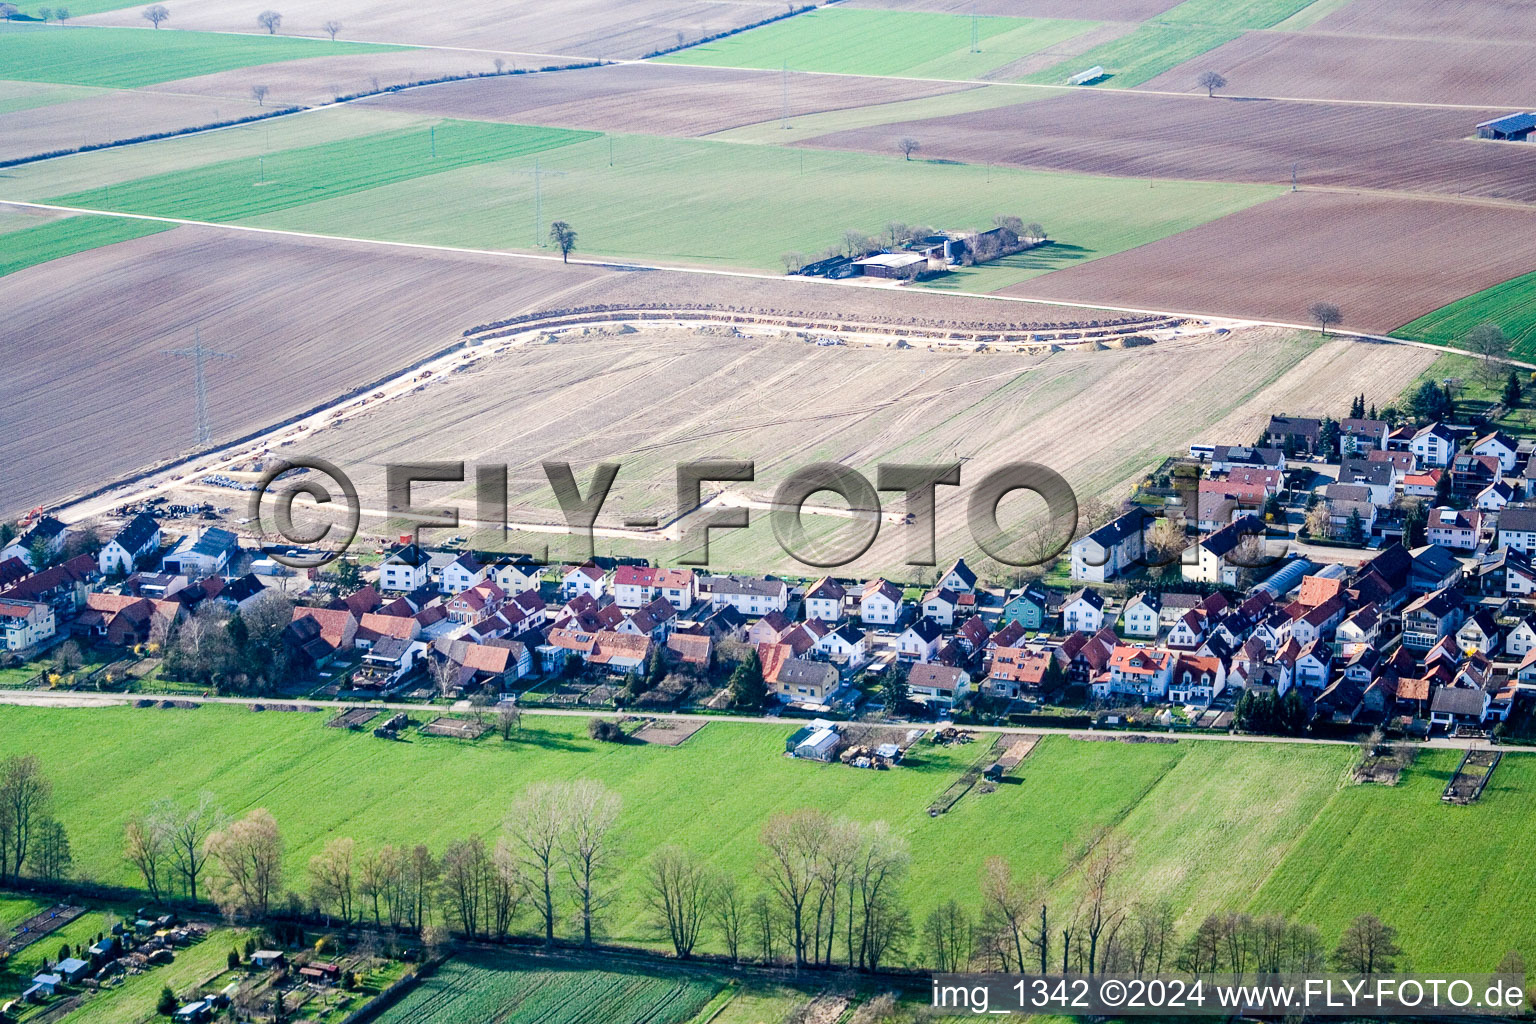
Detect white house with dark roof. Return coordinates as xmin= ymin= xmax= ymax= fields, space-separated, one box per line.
xmin=895 ymin=618 xmax=943 ymax=662
xmin=561 ymin=563 xmax=608 ymax=600
xmin=379 ymin=544 xmax=431 ymax=592
xmin=99 ymin=513 xmax=161 ymax=576
xmin=1411 ymin=423 xmax=1457 ymax=468
xmin=440 ymin=552 xmax=488 ymax=595
xmin=907 ymin=663 xmax=971 ymax=708
xmin=1060 ymin=588 xmax=1105 ymax=633
xmin=1 ymin=516 xmax=66 ymax=569
xmin=491 ymin=558 xmax=544 ymax=595
xmin=1122 ymin=592 xmax=1161 ymax=638
xmin=1069 ymin=507 xmax=1153 ymax=582
xmin=1473 ymin=431 xmax=1521 ymax=473
xmin=1184 ymin=515 xmax=1265 ymax=586
xmin=815 ymin=622 xmax=868 ymax=667
xmin=936 ymin=558 xmax=977 ymax=594
xmin=1497 ymin=505 xmax=1536 ymax=553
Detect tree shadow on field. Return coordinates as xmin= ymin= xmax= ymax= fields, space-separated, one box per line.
xmin=502 ymin=729 xmax=588 ymax=753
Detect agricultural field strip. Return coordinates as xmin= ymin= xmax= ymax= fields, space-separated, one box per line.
xmin=0 ymin=688 xmax=1517 ymax=752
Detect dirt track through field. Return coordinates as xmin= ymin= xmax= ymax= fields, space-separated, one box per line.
xmin=1008 ymin=189 xmax=1536 ymax=332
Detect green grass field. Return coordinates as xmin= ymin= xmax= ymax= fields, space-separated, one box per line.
xmin=376 ymin=953 xmax=719 ymax=1024
xmin=4 ymin=704 xmax=1535 ymax=970
xmin=135 ymin=129 xmax=1268 ymax=283
xmin=0 ymin=214 xmax=172 ymax=277
xmin=1021 ymin=23 xmax=1241 ymax=88
xmin=0 ymin=24 xmax=406 ymax=89
xmin=1156 ymin=0 xmax=1319 ymax=29
xmin=0 ymin=80 xmax=108 ymax=116
xmin=1396 ymin=270 xmax=1536 ymax=361
xmin=52 ymin=120 xmax=599 ymax=222
xmin=656 ymin=8 xmax=1097 ymax=80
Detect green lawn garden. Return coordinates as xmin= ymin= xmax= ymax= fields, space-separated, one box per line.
xmin=4 ymin=704 xmax=1534 ymax=970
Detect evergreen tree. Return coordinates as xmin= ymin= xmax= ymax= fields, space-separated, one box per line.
xmin=728 ymin=651 xmax=766 ymax=710
xmin=1504 ymin=370 xmax=1523 ymax=409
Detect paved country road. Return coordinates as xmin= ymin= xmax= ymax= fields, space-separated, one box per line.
xmin=0 ymin=687 xmax=1517 ymax=754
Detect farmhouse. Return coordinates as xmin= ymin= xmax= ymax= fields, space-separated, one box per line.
xmin=853 ymin=252 xmax=927 ymax=279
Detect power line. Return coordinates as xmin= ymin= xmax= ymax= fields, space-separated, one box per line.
xmin=164 ymin=327 xmax=237 ymax=448
xmin=512 ymin=157 xmax=568 ymax=247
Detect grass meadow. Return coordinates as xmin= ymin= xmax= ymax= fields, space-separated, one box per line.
xmin=52 ymin=120 xmax=599 ymax=221
xmin=656 ymin=8 xmax=1096 ymax=80
xmin=5 ymin=704 xmax=1535 ymax=970
xmin=0 ymin=214 xmax=172 ymax=277
xmin=0 ymin=23 xmax=405 ymax=89
xmin=1020 ymin=23 xmax=1241 ymax=88
xmin=230 ymin=131 xmax=1275 ymax=282
xmin=1396 ymin=270 xmax=1536 ymax=360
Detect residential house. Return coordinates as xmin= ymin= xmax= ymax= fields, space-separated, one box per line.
xmin=1426 ymin=507 xmax=1483 ymax=551
xmin=1212 ymin=445 xmax=1287 ymax=472
xmin=1410 ymin=544 xmax=1464 ymax=592
xmin=561 ymin=564 xmax=608 ymax=600
xmin=1473 ymin=430 xmax=1521 ymax=473
xmin=1506 ymin=616 xmax=1536 ymax=658
xmin=860 ymin=579 xmax=904 ymax=626
xmin=1497 ymin=505 xmax=1536 ymax=553
xmin=379 ymin=545 xmax=432 ymax=592
xmin=1336 ymin=457 xmax=1399 ymax=507
xmin=1339 ymin=418 xmax=1388 ymax=455
xmin=667 ymin=630 xmax=713 ymax=669
xmin=1294 ymin=640 xmax=1333 ymax=689
xmin=1478 ymin=480 xmax=1517 ymax=511
xmin=99 ymin=513 xmax=161 ymax=575
xmin=921 ymin=587 xmax=962 ymax=627
xmin=1288 ymin=594 xmax=1346 ymax=647
xmin=906 ymin=663 xmax=971 ymax=709
xmin=1 ymin=516 xmax=66 ymax=569
xmin=1166 ymin=609 xmax=1206 ymax=650
xmin=1095 ymin=645 xmax=1174 ymax=702
xmin=1401 ymin=586 xmax=1466 ymax=649
xmin=621 ymin=596 xmax=678 ymax=642
xmin=1324 ymin=484 xmax=1377 ymax=537
xmin=709 ymin=575 xmax=788 ymax=617
xmin=987 ymin=646 xmax=1054 ymax=698
xmin=1001 ymin=584 xmax=1051 ymax=631
xmin=1184 ymin=515 xmax=1266 ymax=586
xmin=439 ymin=552 xmax=488 ymax=595
xmin=1429 ymin=686 xmax=1489 ymax=731
xmin=1069 ymin=507 xmax=1153 ymax=582
xmin=895 ymin=618 xmax=943 ymax=662
xmin=1335 ymin=603 xmax=1381 ymax=655
xmin=446 ymin=580 xmax=505 ymax=625
xmin=803 ymin=576 xmax=847 ymax=623
xmin=490 ymin=557 xmax=544 ymax=596
xmin=1122 ymin=592 xmax=1161 ymax=639
xmin=1168 ymin=654 xmax=1225 ymax=702
xmin=1456 ymin=608 xmax=1503 ymax=655
xmin=1411 ymin=423 xmax=1457 ymax=468
xmin=936 ymin=558 xmax=978 ymax=594
xmin=1061 ymin=588 xmax=1105 ymax=633
xmin=587 ymin=631 xmax=652 ymax=675
xmin=815 ymin=622 xmax=868 ymax=667
xmin=1266 ymin=416 xmax=1321 ymax=454
xmin=747 ymin=610 xmax=793 ymax=646
xmin=0 ymin=599 xmax=55 ymax=651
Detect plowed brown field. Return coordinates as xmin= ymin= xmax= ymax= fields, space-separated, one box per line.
xmin=0 ymin=225 xmax=608 ymax=517
xmin=1307 ymin=0 xmax=1536 ymax=41
xmin=1008 ymin=190 xmax=1536 ymax=331
xmin=801 ymin=90 xmax=1536 ymax=203
xmin=77 ymin=0 xmax=788 ymax=59
xmin=1143 ymin=31 xmax=1536 ymax=106
xmin=356 ymin=63 xmax=977 ymax=137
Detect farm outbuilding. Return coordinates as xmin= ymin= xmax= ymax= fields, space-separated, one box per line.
xmin=853 ymin=252 xmax=928 ymax=279
xmin=1477 ymin=112 xmax=1536 ymax=141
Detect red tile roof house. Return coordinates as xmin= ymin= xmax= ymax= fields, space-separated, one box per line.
xmin=446 ymin=580 xmax=506 ymax=625
xmin=987 ymin=646 xmax=1054 ymax=699
xmin=906 ymin=663 xmax=972 ymax=709
xmin=292 ymin=607 xmax=358 ymax=652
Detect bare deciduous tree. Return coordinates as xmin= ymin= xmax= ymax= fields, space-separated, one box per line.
xmin=759 ymin=808 xmax=825 ymax=967
xmin=1331 ymin=913 xmax=1402 ymax=975
xmin=142 ymin=3 xmax=169 ymax=27
xmin=644 ymin=845 xmax=715 ymax=959
xmin=1309 ymin=301 xmax=1343 ymax=336
xmin=256 ymin=9 xmax=282 ymax=33
xmin=897 ymin=137 xmax=920 ymax=161
xmin=322 ymin=18 xmax=341 ymax=39
xmin=124 ymin=815 xmax=169 ymax=902
xmin=1197 ymin=70 xmax=1227 ymax=97
xmin=508 ymin=782 xmax=566 ymax=946
xmin=307 ymin=836 xmax=355 ymax=925
xmin=496 ymin=704 xmax=521 ymax=740
xmin=151 ymin=792 xmax=227 ymax=902
xmin=561 ymin=779 xmax=621 ymax=946
xmin=251 ymin=84 xmax=270 ymax=107
xmin=0 ymin=755 xmax=53 ymax=881
xmin=206 ymin=808 xmax=283 ymax=920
